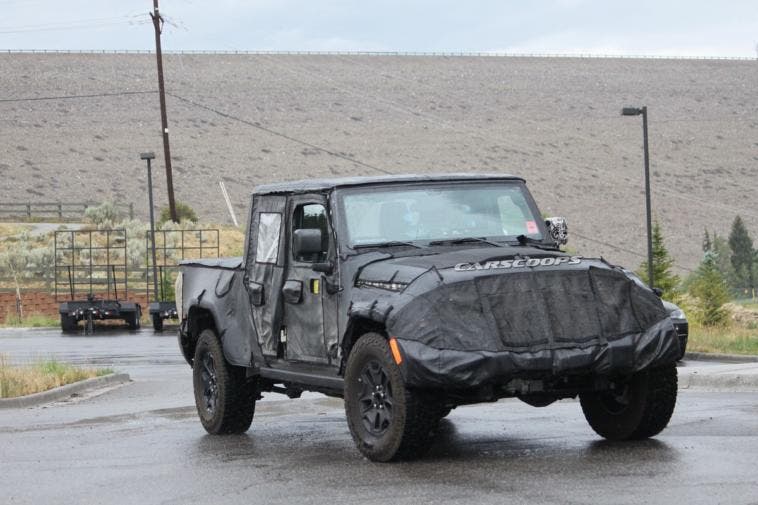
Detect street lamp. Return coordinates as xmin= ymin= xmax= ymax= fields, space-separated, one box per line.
xmin=621 ymin=106 xmax=654 ymax=289
xmin=141 ymin=152 xmax=159 ymax=302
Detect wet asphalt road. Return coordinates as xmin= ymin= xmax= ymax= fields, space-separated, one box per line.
xmin=1 ymin=328 xmax=757 ymax=505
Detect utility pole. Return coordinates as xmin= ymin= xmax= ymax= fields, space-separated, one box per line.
xmin=150 ymin=0 xmax=178 ymax=223
xmin=622 ymin=106 xmax=654 ymax=288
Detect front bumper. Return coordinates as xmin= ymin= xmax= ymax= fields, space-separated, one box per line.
xmin=396 ymin=317 xmax=680 ymax=388
xmin=672 ymin=319 xmax=689 ymax=360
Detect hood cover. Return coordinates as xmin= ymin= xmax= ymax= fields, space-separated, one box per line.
xmin=380 ymin=258 xmax=679 ymax=387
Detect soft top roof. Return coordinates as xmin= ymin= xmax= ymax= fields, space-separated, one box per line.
xmin=253 ymin=173 xmax=524 ymax=195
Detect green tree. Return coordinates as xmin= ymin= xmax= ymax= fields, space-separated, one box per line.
xmin=636 ymin=220 xmax=680 ymax=300
xmin=689 ymin=252 xmax=731 ymax=326
xmin=711 ymin=233 xmax=737 ymax=288
xmin=728 ymin=215 xmax=755 ymax=295
xmin=702 ymin=228 xmax=712 ymax=253
xmin=159 ymin=201 xmax=198 ymax=226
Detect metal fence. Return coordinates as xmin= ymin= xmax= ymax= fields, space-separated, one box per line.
xmin=54 ymin=229 xmax=129 ymax=302
xmin=0 ymin=202 xmax=134 ymax=222
xmin=145 ymin=229 xmax=220 ymax=303
xmin=3 ymin=49 xmax=756 ymax=61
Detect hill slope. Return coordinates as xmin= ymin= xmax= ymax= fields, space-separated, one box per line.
xmin=1 ymin=52 xmax=757 ymax=272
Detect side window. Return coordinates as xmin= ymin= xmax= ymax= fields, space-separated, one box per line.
xmin=292 ymin=203 xmax=329 ymax=263
xmin=255 ymin=212 xmax=282 ymax=264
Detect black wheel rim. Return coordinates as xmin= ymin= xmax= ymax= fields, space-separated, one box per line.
xmin=599 ymin=383 xmax=631 ymax=415
xmin=357 ymin=359 xmax=394 ymax=436
xmin=200 ymin=351 xmax=218 ymax=415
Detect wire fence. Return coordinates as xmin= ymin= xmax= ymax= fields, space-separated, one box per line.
xmin=2 ymin=49 xmax=756 ymax=61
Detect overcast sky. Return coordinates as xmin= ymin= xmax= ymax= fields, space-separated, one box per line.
xmin=1 ymin=0 xmax=757 ymax=57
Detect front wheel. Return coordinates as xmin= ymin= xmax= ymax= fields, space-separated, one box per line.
xmin=344 ymin=333 xmax=439 ymax=462
xmin=192 ymin=329 xmax=257 ymax=434
xmin=580 ymin=364 xmax=677 ymax=441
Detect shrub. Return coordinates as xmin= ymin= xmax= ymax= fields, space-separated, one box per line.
xmin=159 ymin=201 xmax=198 ymax=226
xmin=84 ymin=201 xmax=122 ymax=228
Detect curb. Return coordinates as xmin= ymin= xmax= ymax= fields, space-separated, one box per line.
xmin=678 ymin=369 xmax=758 ymax=392
xmin=684 ymin=352 xmax=758 ymax=363
xmin=0 ymin=373 xmax=131 ymax=409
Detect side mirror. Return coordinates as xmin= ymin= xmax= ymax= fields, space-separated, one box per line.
xmin=545 ymin=217 xmax=568 ymax=246
xmin=293 ymin=228 xmax=324 ymax=262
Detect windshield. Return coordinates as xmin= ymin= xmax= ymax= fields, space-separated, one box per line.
xmin=340 ymin=182 xmax=544 ymax=247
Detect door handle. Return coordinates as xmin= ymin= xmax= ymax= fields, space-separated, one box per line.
xmin=282 ymin=280 xmax=303 ymax=304
xmin=248 ymin=281 xmax=264 ymax=306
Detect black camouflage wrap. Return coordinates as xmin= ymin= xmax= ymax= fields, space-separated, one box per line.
xmin=179 ymin=257 xmax=260 ymax=367
xmin=349 ymin=249 xmax=679 ymax=388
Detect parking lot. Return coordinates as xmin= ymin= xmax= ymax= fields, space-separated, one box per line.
xmin=1 ymin=327 xmax=757 ymax=505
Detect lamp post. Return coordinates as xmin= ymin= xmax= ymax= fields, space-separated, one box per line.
xmin=141 ymin=152 xmax=160 ymax=302
xmin=621 ymin=106 xmax=654 ymax=288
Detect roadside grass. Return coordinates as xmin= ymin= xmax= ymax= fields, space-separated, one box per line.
xmin=0 ymin=223 xmax=32 ymax=238
xmin=0 ymin=355 xmax=113 ymax=398
xmin=688 ymin=324 xmax=758 ymax=355
xmin=1 ymin=314 xmax=59 ymax=328
xmin=218 ymin=226 xmax=244 ymax=257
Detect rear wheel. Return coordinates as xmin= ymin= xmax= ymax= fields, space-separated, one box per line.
xmin=60 ymin=314 xmax=77 ymax=333
xmin=344 ymin=333 xmax=439 ymax=462
xmin=152 ymin=314 xmax=164 ymax=332
xmin=193 ymin=328 xmax=257 ymax=434
xmin=580 ymin=364 xmax=677 ymax=440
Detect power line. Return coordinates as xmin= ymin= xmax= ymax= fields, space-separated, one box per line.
xmin=166 ymin=92 xmax=394 ymax=175
xmin=0 ymin=14 xmax=148 ymax=34
xmin=0 ymin=90 xmax=156 ymax=103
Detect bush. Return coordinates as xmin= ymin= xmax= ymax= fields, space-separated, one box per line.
xmin=84 ymin=201 xmax=122 ymax=229
xmin=159 ymin=201 xmax=198 ymax=226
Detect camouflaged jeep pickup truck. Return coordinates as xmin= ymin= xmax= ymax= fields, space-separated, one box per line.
xmin=177 ymin=174 xmax=681 ymax=462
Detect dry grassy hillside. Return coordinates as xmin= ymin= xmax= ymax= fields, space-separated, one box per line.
xmin=1 ymin=52 xmax=757 ymax=272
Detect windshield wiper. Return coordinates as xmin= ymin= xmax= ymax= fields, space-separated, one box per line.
xmin=511 ymin=235 xmax=557 ymax=250
xmin=353 ymin=241 xmax=423 ymax=249
xmin=428 ymin=237 xmax=502 ymax=247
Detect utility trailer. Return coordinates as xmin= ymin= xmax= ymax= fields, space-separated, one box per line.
xmin=55 ymin=229 xmax=141 ymax=333
xmin=145 ymin=229 xmax=219 ymax=331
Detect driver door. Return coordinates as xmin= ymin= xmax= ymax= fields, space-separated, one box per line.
xmin=281 ymin=196 xmax=334 ymax=364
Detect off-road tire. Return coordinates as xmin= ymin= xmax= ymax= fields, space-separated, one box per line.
xmin=60 ymin=314 xmax=77 ymax=333
xmin=126 ymin=308 xmax=141 ymax=330
xmin=152 ymin=314 xmax=164 ymax=332
xmin=580 ymin=364 xmax=677 ymax=441
xmin=193 ymin=329 xmax=256 ymax=434
xmin=344 ymin=333 xmax=439 ymax=462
